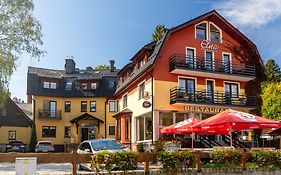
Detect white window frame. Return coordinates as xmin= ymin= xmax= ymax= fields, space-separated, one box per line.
xmin=108 ymin=100 xmax=117 ymax=112
xmin=222 ymin=52 xmax=232 ymax=73
xmin=223 ymin=81 xmax=240 ymax=97
xmin=186 ymin=46 xmax=197 ymax=68
xmin=50 ymin=82 xmax=56 ymax=89
xmin=122 ymin=93 xmax=128 ymax=109
xmin=209 ymin=22 xmax=222 ymax=43
xmin=194 ymin=21 xmax=208 ymax=40
xmin=108 ymin=125 xmax=116 ymax=135
xmin=81 ymin=83 xmax=88 ymax=90
xmin=178 ymin=76 xmax=197 ymax=91
xmin=91 ymin=82 xmax=97 ymax=89
xmin=138 ymin=81 xmax=145 ymax=100
xmin=43 ymin=82 xmax=49 ymax=88
xmin=204 ymin=51 xmax=215 ymax=71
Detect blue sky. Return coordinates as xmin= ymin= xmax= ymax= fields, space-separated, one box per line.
xmin=10 ymin=0 xmax=281 ymax=101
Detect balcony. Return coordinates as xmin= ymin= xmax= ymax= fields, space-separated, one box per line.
xmin=38 ymin=109 xmax=62 ymax=119
xmin=170 ymin=87 xmax=256 ymax=109
xmin=170 ymin=54 xmax=256 ymax=82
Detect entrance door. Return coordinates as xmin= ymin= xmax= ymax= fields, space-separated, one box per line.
xmin=223 ymin=54 xmax=231 ymax=73
xmin=186 ymin=48 xmax=195 ymax=68
xmin=206 ymin=80 xmax=214 ymax=102
xmin=205 ymin=52 xmax=214 ymax=71
xmin=81 ymin=128 xmax=89 ymax=141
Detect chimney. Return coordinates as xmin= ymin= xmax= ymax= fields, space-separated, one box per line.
xmin=109 ymin=60 xmax=115 ymax=72
xmin=65 ymin=58 xmax=76 ymax=74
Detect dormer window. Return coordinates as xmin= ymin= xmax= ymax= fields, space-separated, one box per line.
xmin=210 ymin=23 xmax=221 ymax=43
xmin=91 ymin=83 xmax=97 ymax=89
xmin=81 ymin=83 xmax=87 ymax=90
xmin=43 ymin=81 xmax=57 ymax=89
xmin=138 ymin=59 xmax=145 ymax=69
xmin=65 ymin=81 xmax=72 ymax=90
xmin=196 ymin=22 xmax=207 ymax=40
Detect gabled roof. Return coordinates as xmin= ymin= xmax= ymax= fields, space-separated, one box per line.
xmin=70 ymin=113 xmax=104 ymax=124
xmin=0 ymin=98 xmax=32 ymax=127
xmin=112 ymin=108 xmax=132 ymax=118
xmin=115 ymin=10 xmax=266 ymax=96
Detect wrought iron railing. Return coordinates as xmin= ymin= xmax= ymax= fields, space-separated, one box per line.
xmin=170 ymin=54 xmax=255 ymax=77
xmin=170 ymin=87 xmax=256 ymax=107
xmin=38 ymin=109 xmax=62 ymax=119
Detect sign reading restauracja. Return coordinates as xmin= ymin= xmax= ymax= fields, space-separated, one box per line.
xmin=184 ymin=106 xmax=226 ymax=114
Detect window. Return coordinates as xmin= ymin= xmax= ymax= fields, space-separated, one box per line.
xmin=123 ymin=94 xmax=127 ymax=108
xmin=43 ymin=101 xmax=57 ymax=118
xmin=65 ymin=101 xmax=71 ymax=112
xmin=81 ymin=101 xmax=87 ymax=112
xmin=91 ymin=83 xmax=97 ymax=89
xmin=64 ymin=126 xmax=71 ymax=138
xmin=8 ymin=131 xmax=16 ymax=140
xmin=81 ymin=83 xmax=87 ymax=90
xmin=108 ymin=81 xmax=115 ymax=89
xmin=90 ymin=101 xmax=96 ymax=112
xmin=205 ymin=52 xmax=214 ymax=71
xmin=138 ymin=82 xmax=145 ymax=99
xmin=108 ymin=126 xmax=115 ymax=135
xmin=42 ymin=126 xmax=56 ymax=137
xmin=125 ymin=117 xmax=130 ymax=140
xmin=179 ymin=78 xmax=195 ymax=94
xmin=210 ymin=24 xmax=221 ymax=42
xmin=109 ymin=101 xmax=117 ymax=112
xmin=136 ymin=115 xmax=152 ymax=141
xmin=117 ymin=119 xmax=121 ymax=140
xmin=196 ymin=23 xmax=207 ymax=40
xmin=223 ymin=53 xmax=231 ymax=73
xmin=186 ymin=48 xmax=196 ymax=68
xmin=206 ymin=80 xmax=214 ymax=102
xmin=65 ymin=81 xmax=72 ymax=90
xmin=138 ymin=59 xmax=145 ymax=69
xmin=224 ymin=82 xmax=239 ymax=98
xmin=43 ymin=82 xmax=57 ymax=89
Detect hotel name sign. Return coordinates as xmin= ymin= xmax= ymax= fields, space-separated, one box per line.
xmin=184 ymin=106 xmax=226 ymax=114
xmin=200 ymin=40 xmax=218 ymax=52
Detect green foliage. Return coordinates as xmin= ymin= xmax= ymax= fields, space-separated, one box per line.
xmin=265 ymin=59 xmax=281 ymax=82
xmin=29 ymin=123 xmax=37 ymax=152
xmin=153 ymin=141 xmax=165 ymax=153
xmin=94 ymin=64 xmax=110 ymax=70
xmin=136 ymin=142 xmax=145 ymax=153
xmin=211 ymin=149 xmax=243 ymax=168
xmin=261 ymin=82 xmax=281 ymax=120
xmin=91 ymin=151 xmax=138 ymax=174
xmin=158 ymin=150 xmax=195 ymax=173
xmin=250 ymin=150 xmax=281 ymax=168
xmin=151 ymin=24 xmax=165 ymax=42
xmin=0 ymin=0 xmax=44 ymax=106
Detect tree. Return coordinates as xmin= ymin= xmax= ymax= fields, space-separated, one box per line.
xmin=151 ymin=24 xmax=166 ymax=42
xmin=261 ymin=82 xmax=281 ymax=120
xmin=0 ymin=0 xmax=44 ymax=107
xmin=264 ymin=59 xmax=281 ymax=82
xmin=29 ymin=123 xmax=37 ymax=152
xmin=95 ymin=64 xmax=110 ymax=70
xmin=12 ymin=97 xmax=24 ymax=103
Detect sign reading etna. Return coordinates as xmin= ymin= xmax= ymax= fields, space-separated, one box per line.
xmin=200 ymin=40 xmax=218 ymax=52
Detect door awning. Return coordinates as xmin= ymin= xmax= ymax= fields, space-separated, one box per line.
xmin=70 ymin=113 xmax=104 ymax=124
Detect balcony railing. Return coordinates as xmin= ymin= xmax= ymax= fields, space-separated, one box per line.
xmin=38 ymin=109 xmax=62 ymax=119
xmin=170 ymin=87 xmax=256 ymax=107
xmin=170 ymin=54 xmax=255 ymax=77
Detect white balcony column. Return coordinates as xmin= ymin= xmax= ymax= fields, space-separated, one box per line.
xmin=153 ymin=111 xmax=159 ymax=142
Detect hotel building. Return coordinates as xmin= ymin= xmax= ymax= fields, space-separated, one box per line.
xmin=113 ymin=10 xmax=266 ymax=147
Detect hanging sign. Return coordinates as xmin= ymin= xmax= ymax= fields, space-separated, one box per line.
xmin=200 ymin=40 xmax=218 ymax=52
xmin=142 ymin=101 xmax=152 ymax=108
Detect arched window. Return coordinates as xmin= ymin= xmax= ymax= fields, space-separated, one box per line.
xmin=210 ymin=24 xmax=221 ymax=42
xmin=196 ymin=22 xmax=207 ymax=40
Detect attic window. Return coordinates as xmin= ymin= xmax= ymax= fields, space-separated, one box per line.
xmin=65 ymin=81 xmax=72 ymax=90
xmin=196 ymin=22 xmax=207 ymax=40
xmin=210 ymin=24 xmax=221 ymax=43
xmin=43 ymin=82 xmax=57 ymax=89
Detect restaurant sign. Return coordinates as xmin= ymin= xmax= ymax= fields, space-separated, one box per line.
xmin=200 ymin=40 xmax=218 ymax=52
xmin=184 ymin=106 xmax=226 ymax=114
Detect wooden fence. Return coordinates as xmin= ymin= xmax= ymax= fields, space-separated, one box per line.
xmin=0 ymin=152 xmax=157 ymax=175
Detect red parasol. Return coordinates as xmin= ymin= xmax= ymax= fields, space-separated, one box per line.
xmin=160 ymin=117 xmax=201 ymax=134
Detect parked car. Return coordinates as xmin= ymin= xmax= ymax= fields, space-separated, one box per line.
xmin=77 ymin=139 xmax=130 ymax=170
xmin=35 ymin=141 xmax=55 ymax=152
xmin=6 ymin=140 xmax=25 ymax=152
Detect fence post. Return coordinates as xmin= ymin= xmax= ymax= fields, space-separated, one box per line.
xmin=241 ymin=152 xmax=247 ymax=171
xmin=144 ymin=160 xmax=149 ymax=174
xmin=195 ymin=151 xmax=202 ymax=173
xmin=72 ymin=152 xmax=77 ymax=175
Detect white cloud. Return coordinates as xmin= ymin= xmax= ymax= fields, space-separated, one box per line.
xmin=214 ymin=0 xmax=281 ymax=27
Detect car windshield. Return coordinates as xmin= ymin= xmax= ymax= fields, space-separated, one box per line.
xmin=90 ymin=140 xmax=125 ymax=151
xmin=39 ymin=142 xmax=52 ymax=146
xmin=9 ymin=141 xmax=23 ymax=146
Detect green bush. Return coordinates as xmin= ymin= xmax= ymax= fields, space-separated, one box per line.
xmin=158 ymin=150 xmax=195 ymax=173
xmin=211 ymin=149 xmax=243 ymax=168
xmin=154 ymin=141 xmax=165 ymax=153
xmin=136 ymin=142 xmax=145 ymax=153
xmin=91 ymin=151 xmax=138 ymax=173
xmin=250 ymin=150 xmax=281 ymax=168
